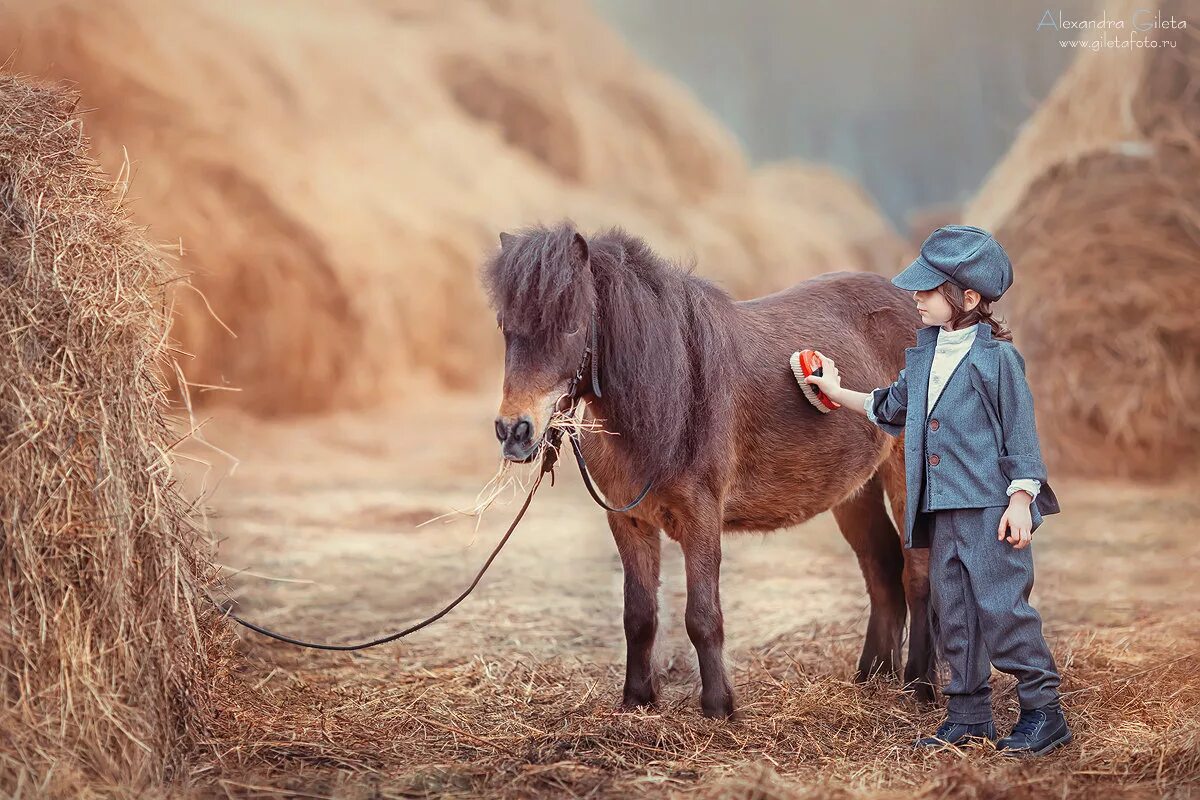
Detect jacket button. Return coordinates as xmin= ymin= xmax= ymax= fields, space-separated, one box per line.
xmin=928 ymin=454 xmax=940 ymax=466
xmin=930 ymin=418 xmax=939 ymax=431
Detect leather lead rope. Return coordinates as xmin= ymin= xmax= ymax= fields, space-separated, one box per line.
xmin=213 ymin=464 xmax=548 ymax=651
xmin=214 ymin=310 xmax=652 ymax=651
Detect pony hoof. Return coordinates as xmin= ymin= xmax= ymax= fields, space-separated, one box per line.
xmin=701 ymin=693 xmax=736 ymax=720
xmin=905 ymin=680 xmax=937 ymax=704
xmin=620 ymin=686 xmax=658 ymax=710
xmin=855 ymin=657 xmax=898 ymax=684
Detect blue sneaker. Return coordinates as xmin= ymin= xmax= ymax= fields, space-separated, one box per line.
xmin=915 ymin=717 xmax=997 ymax=749
xmin=997 ymin=703 xmax=1072 ymax=756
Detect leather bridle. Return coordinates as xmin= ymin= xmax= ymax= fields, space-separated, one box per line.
xmin=542 ymin=313 xmax=653 ymax=514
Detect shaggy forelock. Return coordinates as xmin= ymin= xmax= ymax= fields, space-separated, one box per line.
xmin=480 ymin=222 xmax=595 ymax=338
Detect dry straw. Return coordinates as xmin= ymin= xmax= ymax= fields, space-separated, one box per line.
xmin=201 ymin=614 xmax=1200 ymax=799
xmin=0 ymin=74 xmax=235 ymax=797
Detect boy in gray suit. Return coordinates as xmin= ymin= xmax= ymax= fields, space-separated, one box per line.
xmin=799 ymin=225 xmax=1071 ymax=757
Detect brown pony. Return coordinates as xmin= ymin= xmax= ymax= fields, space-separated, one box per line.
xmin=480 ymin=222 xmax=931 ymax=718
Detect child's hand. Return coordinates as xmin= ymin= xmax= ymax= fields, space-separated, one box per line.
xmin=998 ymin=495 xmax=1034 ymax=549
xmin=804 ymin=351 xmax=842 ymax=396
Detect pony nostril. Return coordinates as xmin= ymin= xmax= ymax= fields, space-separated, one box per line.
xmin=494 ymin=418 xmax=509 ymax=442
xmin=513 ymin=419 xmax=531 ymax=444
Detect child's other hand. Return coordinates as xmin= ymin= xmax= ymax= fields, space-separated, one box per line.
xmin=998 ymin=497 xmax=1034 ymax=549
xmin=805 ymin=351 xmax=842 ymax=395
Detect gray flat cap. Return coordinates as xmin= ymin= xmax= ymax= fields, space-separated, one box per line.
xmin=893 ymin=225 xmax=1013 ymax=302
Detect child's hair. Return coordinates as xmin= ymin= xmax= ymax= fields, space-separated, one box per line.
xmin=937 ymin=282 xmax=1013 ymax=341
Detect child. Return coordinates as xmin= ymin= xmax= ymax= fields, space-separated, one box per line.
xmin=798 ymin=225 xmax=1071 ymax=757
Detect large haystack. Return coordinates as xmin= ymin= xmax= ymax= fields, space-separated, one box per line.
xmin=964 ymin=0 xmax=1200 ymax=478
xmin=0 ymin=75 xmax=233 ymax=797
xmin=0 ymin=0 xmax=903 ymax=415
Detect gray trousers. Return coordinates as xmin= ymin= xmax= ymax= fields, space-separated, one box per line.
xmin=924 ymin=506 xmax=1061 ymax=724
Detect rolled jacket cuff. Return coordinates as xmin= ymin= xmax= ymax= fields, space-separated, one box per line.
xmin=998 ymin=454 xmax=1047 ymax=484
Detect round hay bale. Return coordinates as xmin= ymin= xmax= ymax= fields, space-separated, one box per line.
xmin=0 ymin=75 xmax=233 ymax=796
xmin=965 ymin=0 xmax=1200 ymax=478
xmin=965 ymin=0 xmax=1153 ymax=227
xmin=0 ymin=0 xmax=745 ymax=416
xmin=0 ymin=0 xmax=896 ymax=417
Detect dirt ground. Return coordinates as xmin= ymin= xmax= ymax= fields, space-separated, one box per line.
xmin=176 ymin=390 xmax=1200 ymax=799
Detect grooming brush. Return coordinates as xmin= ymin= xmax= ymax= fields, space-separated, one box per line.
xmin=790 ymin=349 xmax=841 ymax=413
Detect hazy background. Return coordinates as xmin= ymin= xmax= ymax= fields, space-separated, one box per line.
xmin=1 ymin=0 xmax=1192 ymax=472
xmin=2 ymin=1 xmax=1198 ymax=796
xmin=594 ymin=0 xmax=1098 ymax=224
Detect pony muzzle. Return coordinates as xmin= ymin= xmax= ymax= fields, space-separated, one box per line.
xmin=494 ymin=390 xmax=558 ymax=462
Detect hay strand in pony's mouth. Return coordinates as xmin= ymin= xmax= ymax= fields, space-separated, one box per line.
xmin=414 ymin=400 xmax=613 ymax=540
xmin=414 ymin=456 xmax=541 ymax=542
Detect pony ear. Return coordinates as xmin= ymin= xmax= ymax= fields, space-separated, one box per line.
xmin=499 ymin=232 xmax=516 ymax=250
xmin=571 ymin=231 xmax=589 ymax=266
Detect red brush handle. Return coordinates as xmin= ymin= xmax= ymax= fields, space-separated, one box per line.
xmin=800 ymin=349 xmax=841 ymax=409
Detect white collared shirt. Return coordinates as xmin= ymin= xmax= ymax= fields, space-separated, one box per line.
xmin=927 ymin=322 xmax=976 ymax=415
xmin=864 ymin=324 xmax=1042 ymax=500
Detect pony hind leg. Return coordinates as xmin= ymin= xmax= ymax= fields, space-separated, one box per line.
xmin=900 ymin=548 xmax=936 ymax=702
xmin=607 ymin=510 xmax=662 ymax=709
xmin=880 ymin=448 xmax=937 ymax=703
xmin=831 ymin=471 xmax=907 ymax=683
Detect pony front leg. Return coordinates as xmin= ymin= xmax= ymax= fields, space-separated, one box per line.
xmin=608 ymin=511 xmax=661 ymax=709
xmin=678 ymin=517 xmax=734 ymax=719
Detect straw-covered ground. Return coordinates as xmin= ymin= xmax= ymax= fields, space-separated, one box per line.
xmin=176 ymin=399 xmax=1200 ymax=799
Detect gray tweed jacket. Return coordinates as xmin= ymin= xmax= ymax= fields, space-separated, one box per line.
xmin=870 ymin=322 xmax=1062 ymax=549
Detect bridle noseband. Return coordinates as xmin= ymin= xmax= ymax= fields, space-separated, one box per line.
xmin=542 ymin=313 xmax=653 ymax=513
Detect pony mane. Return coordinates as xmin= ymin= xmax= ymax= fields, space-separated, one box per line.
xmin=482 ymin=221 xmax=739 ymax=487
